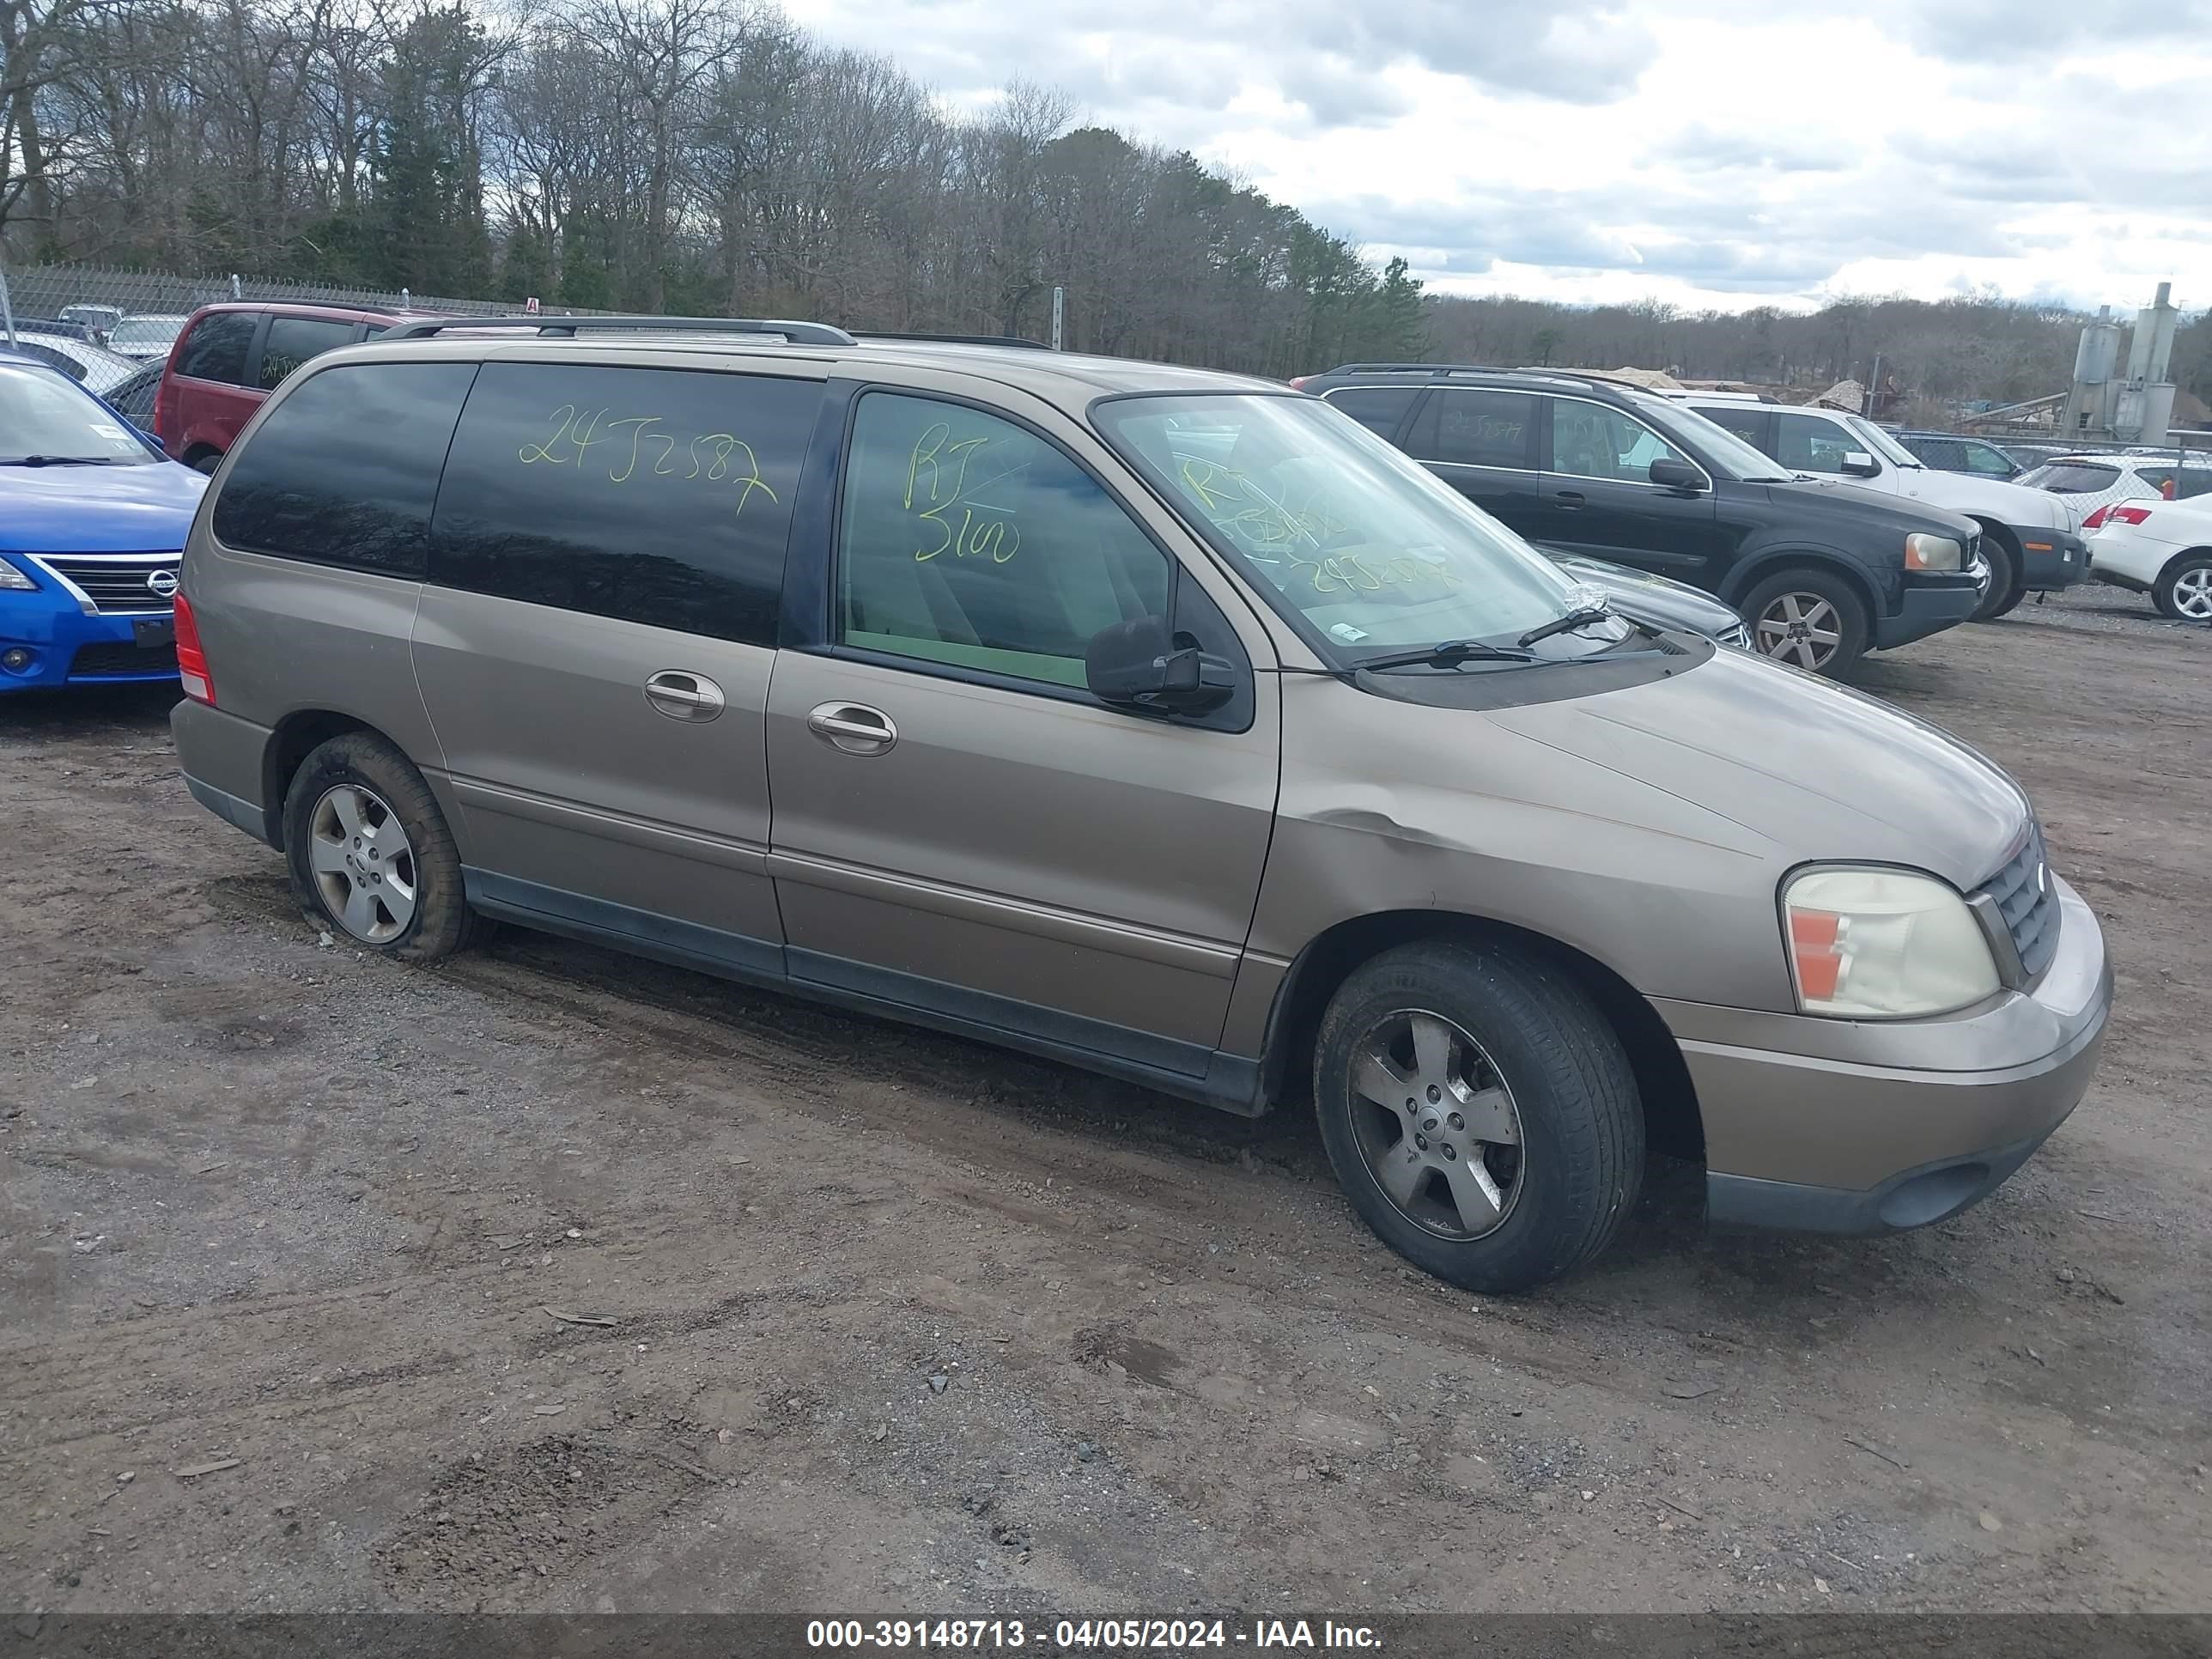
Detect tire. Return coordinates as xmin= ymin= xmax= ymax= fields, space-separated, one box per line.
xmin=1314 ymin=940 xmax=1644 ymax=1295
xmin=2153 ymin=551 xmax=2212 ymax=622
xmin=1739 ymin=566 xmax=1871 ymax=678
xmin=187 ymin=449 xmax=222 ymax=476
xmin=282 ymin=732 xmax=475 ymax=962
xmin=1969 ymin=535 xmax=2021 ymax=623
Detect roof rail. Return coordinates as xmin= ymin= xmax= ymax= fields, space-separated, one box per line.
xmin=1322 ymin=362 xmax=1503 ymax=375
xmin=376 ymin=313 xmax=858 ymax=345
xmin=854 ymin=331 xmax=1053 ymax=350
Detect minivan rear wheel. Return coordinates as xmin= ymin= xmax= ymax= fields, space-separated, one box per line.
xmin=283 ymin=732 xmax=475 ymax=961
xmin=1314 ymin=941 xmax=1643 ymax=1294
xmin=1740 ymin=567 xmax=1869 ymax=678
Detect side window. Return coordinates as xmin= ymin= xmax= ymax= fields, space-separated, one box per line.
xmin=1912 ymin=438 xmax=1964 ymax=470
xmin=1964 ymin=443 xmax=2014 ymax=477
xmin=258 ymin=316 xmax=358 ymax=391
xmin=1547 ymin=400 xmax=1691 ymax=483
xmin=2177 ymin=468 xmax=2212 ymax=501
xmin=2137 ymin=467 xmax=2177 ymax=500
xmin=430 ymin=362 xmax=817 ymax=647
xmin=1321 ymin=386 xmax=1418 ymax=441
xmin=174 ymin=313 xmax=257 ymax=385
xmin=1696 ymin=404 xmax=1767 ymax=447
xmin=1776 ymin=412 xmax=1857 ymax=475
xmin=211 ymin=362 xmax=477 ymax=575
xmin=1431 ymin=390 xmax=1536 ymax=469
xmin=836 ymin=392 xmax=1170 ymax=690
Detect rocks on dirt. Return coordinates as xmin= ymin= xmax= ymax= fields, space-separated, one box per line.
xmin=927 ymin=1373 xmax=949 ymax=1395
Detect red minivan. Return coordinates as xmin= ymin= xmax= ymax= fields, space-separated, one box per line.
xmin=154 ymin=301 xmax=441 ymax=473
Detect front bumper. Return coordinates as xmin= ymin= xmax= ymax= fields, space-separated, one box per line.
xmin=1872 ymin=574 xmax=1981 ymax=650
xmin=1655 ymin=876 xmax=2111 ymax=1235
xmin=1 ymin=587 xmax=178 ymax=692
xmin=2013 ymin=526 xmax=2091 ymax=591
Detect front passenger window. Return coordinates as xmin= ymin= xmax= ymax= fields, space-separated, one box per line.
xmin=1547 ymin=402 xmax=1691 ymax=483
xmin=837 ymin=392 xmax=1170 ymax=689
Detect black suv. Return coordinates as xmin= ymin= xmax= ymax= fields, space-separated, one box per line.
xmin=1295 ymin=365 xmax=1983 ymax=677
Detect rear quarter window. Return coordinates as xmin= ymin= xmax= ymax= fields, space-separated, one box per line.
xmin=174 ymin=313 xmax=258 ymax=385
xmin=2023 ymin=461 xmax=2121 ymax=493
xmin=1319 ymin=386 xmax=1418 ymax=440
xmin=428 ymin=362 xmax=819 ymax=647
xmin=211 ymin=362 xmax=477 ymax=576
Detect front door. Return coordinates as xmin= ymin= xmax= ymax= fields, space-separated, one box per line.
xmin=764 ymin=385 xmax=1281 ymax=1079
xmin=1533 ymin=395 xmax=1723 ymax=578
xmin=410 ymin=358 xmax=826 ymax=969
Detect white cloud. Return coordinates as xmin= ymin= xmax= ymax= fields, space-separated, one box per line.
xmin=781 ymin=0 xmax=2212 ymax=313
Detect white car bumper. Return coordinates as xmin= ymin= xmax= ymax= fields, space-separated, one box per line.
xmin=2088 ymin=520 xmax=2185 ymax=590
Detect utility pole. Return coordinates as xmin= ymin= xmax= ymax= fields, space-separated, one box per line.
xmin=1051 ymin=286 xmax=1064 ymax=351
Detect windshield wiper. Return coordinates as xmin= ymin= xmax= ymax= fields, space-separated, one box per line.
xmin=1516 ymin=605 xmax=1615 ymax=650
xmin=2 ymin=455 xmax=113 ymax=467
xmin=1351 ymin=639 xmax=1541 ymax=673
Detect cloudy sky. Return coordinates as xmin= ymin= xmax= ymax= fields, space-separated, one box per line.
xmin=782 ymin=0 xmax=2211 ymax=315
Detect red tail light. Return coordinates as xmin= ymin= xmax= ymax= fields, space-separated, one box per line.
xmin=2107 ymin=504 xmax=2155 ymax=527
xmin=173 ymin=589 xmax=215 ymax=705
xmin=2081 ymin=505 xmax=2110 ymax=530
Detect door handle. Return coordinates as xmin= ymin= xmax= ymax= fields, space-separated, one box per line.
xmin=807 ymin=701 xmax=897 ymax=755
xmin=1552 ymin=490 xmax=1586 ymax=507
xmin=643 ymin=670 xmax=726 ymax=722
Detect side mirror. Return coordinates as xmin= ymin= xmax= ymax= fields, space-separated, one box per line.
xmin=1085 ymin=616 xmax=1237 ymax=715
xmin=1841 ymin=451 xmax=1880 ymax=477
xmin=1649 ymin=458 xmax=1705 ymax=492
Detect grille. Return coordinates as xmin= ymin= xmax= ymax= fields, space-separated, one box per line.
xmin=70 ymin=640 xmax=178 ymax=678
xmin=1718 ymin=621 xmax=1753 ymax=652
xmin=32 ymin=554 xmax=180 ymax=613
xmin=1977 ymin=823 xmax=2060 ymax=980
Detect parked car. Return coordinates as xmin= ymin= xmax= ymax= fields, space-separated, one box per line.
xmin=2018 ymin=453 xmax=2212 ymax=526
xmin=0 ymin=328 xmax=140 ymax=396
xmin=103 ymin=362 xmax=162 ymax=428
xmin=1893 ymin=430 xmax=2022 ymax=481
xmin=106 ymin=313 xmax=190 ymax=361
xmin=154 ymin=301 xmax=431 ymax=472
xmin=168 ymin=316 xmax=2109 ymax=1294
xmin=1676 ymin=395 xmax=2088 ymax=622
xmin=1548 ymin=553 xmax=1752 ymax=648
xmin=0 ymin=352 xmax=207 ymax=692
xmin=57 ymin=302 xmax=124 ymax=342
xmin=1298 ymin=364 xmax=1983 ymax=677
xmin=2084 ymin=496 xmax=2212 ymax=621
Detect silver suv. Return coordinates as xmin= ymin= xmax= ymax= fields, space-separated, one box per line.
xmin=168 ymin=317 xmax=2112 ymax=1292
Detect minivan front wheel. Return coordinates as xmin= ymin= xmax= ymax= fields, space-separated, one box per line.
xmin=1315 ymin=942 xmax=1643 ymax=1294
xmin=283 ymin=732 xmax=475 ymax=961
xmin=1740 ymin=568 xmax=1869 ymax=677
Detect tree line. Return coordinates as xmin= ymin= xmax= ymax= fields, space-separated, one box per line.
xmin=0 ymin=0 xmax=1425 ymax=374
xmin=3 ymin=0 xmax=2203 ymax=410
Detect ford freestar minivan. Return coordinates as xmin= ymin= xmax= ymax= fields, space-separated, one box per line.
xmin=169 ymin=317 xmax=2112 ymax=1292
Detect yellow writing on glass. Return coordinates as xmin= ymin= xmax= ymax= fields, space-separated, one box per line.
xmin=1175 ymin=455 xmax=1454 ymax=596
xmin=904 ymin=422 xmax=1026 ymax=563
xmin=518 ymin=405 xmax=778 ymax=516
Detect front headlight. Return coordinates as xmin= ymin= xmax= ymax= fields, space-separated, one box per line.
xmin=1783 ymin=866 xmax=2000 ymax=1018
xmin=1905 ymin=532 xmax=1961 ymax=572
xmin=0 ymin=558 xmax=37 ymax=592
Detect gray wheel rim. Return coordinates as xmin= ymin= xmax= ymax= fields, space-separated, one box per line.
xmin=1754 ymin=592 xmax=1844 ymax=671
xmin=1349 ymin=1009 xmax=1525 ymax=1241
xmin=307 ymin=783 xmax=418 ymax=944
xmin=2173 ymin=566 xmax=2212 ymax=620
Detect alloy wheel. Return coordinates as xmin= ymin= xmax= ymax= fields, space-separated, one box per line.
xmin=1347 ymin=1010 xmax=1525 ymax=1240
xmin=1754 ymin=592 xmax=1843 ymax=671
xmin=2173 ymin=566 xmax=2212 ymax=621
xmin=307 ymin=783 xmax=419 ymax=944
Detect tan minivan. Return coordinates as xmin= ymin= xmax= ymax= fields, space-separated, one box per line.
xmin=168 ymin=318 xmax=2112 ymax=1292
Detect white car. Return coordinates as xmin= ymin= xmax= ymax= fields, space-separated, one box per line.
xmin=0 ymin=329 xmax=139 ymax=395
xmin=104 ymin=313 xmax=189 ymax=361
xmin=1675 ymin=394 xmax=2090 ymax=621
xmin=2085 ymin=495 xmax=2212 ymax=621
xmin=2018 ymin=453 xmax=2212 ymax=528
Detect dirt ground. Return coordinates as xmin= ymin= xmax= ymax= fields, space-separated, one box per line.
xmin=3 ymin=586 xmax=2209 ymax=1618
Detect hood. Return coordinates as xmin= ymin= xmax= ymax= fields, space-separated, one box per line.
xmin=1486 ymin=647 xmax=2027 ymax=890
xmin=1765 ymin=477 xmax=1982 ymax=542
xmin=0 ymin=462 xmax=206 ymax=553
xmin=1882 ymin=465 xmax=2071 ymax=531
xmin=1547 ymin=552 xmax=1742 ymax=639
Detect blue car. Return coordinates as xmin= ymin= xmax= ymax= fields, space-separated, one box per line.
xmin=1 ymin=352 xmax=206 ymax=692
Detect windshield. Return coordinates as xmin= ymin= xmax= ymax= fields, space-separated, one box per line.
xmin=108 ymin=318 xmax=183 ymax=349
xmin=1662 ymin=401 xmax=1790 ymax=481
xmin=1848 ymin=416 xmax=1921 ymax=468
xmin=1095 ymin=392 xmax=1608 ymax=660
xmin=0 ymin=365 xmax=156 ymax=464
